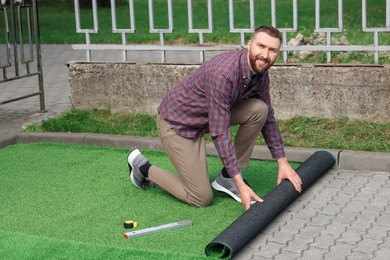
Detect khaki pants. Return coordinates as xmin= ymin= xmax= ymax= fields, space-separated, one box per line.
xmin=149 ymin=98 xmax=268 ymax=207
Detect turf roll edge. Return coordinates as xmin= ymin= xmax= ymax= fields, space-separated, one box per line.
xmin=205 ymin=150 xmax=336 ymax=258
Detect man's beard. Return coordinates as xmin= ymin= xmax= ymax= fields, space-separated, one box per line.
xmin=249 ymin=51 xmax=273 ymax=74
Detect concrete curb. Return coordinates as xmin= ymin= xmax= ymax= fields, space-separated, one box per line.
xmin=1 ymin=132 xmax=389 ymax=172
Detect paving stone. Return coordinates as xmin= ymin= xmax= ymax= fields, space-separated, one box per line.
xmin=298 ymin=225 xmax=324 ymax=238
xmin=264 ymin=218 xmax=287 ymax=232
xmin=268 ymin=229 xmax=295 ymax=244
xmin=283 ymin=237 xmax=310 ymax=253
xmin=247 ymin=232 xmax=269 ymax=248
xmin=278 ymin=218 xmax=306 ymax=234
xmin=311 ymin=233 xmax=339 ymax=250
xmin=316 ymin=187 xmax=340 ymax=198
xmin=232 ymin=247 xmax=257 ymax=260
xmin=347 ymin=251 xmax=374 ymax=260
xmin=364 ymin=181 xmax=385 ymax=191
xmin=349 ymin=217 xmax=374 ymax=231
xmin=325 ymin=242 xmax=354 ymax=259
xmin=338 ymin=229 xmax=365 ymax=245
xmin=378 ymin=237 xmax=390 ymax=248
xmin=255 ymin=241 xmax=284 ymax=258
xmin=340 ymin=185 xmax=359 ymax=196
xmin=324 ymin=178 xmax=348 ymax=189
xmin=353 ymin=238 xmax=382 ymax=255
xmin=331 ymin=193 xmax=353 ymax=205
xmin=377 ymin=187 xmax=390 ymax=199
xmin=285 ymin=201 xmax=304 ymax=212
xmin=295 ymin=207 xmax=318 ymax=220
xmin=336 ymin=171 xmax=356 ymax=179
xmin=333 ymin=212 xmax=357 ymax=224
xmin=300 ymin=247 xmax=328 ymax=260
xmin=275 ymin=250 xmax=301 ymax=259
xmin=365 ymin=205 xmax=386 ymax=216
xmin=308 ymin=213 xmax=332 ymax=227
xmin=322 ymin=222 xmax=348 ymax=236
xmin=341 ymin=201 xmax=367 ymax=213
xmin=321 ymin=202 xmax=343 ymax=216
xmin=374 ymin=248 xmax=390 ymax=260
xmin=304 ymin=196 xmax=330 ymax=210
xmin=293 ymin=234 xmax=314 ymax=244
xmin=346 ymin=176 xmax=368 ymax=188
xmin=251 ymin=256 xmax=268 ymax=260
xmin=363 ymin=226 xmax=388 ymax=240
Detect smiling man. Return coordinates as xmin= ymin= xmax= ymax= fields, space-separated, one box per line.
xmin=128 ymin=25 xmax=302 ymax=210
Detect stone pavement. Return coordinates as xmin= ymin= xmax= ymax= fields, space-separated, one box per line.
xmin=0 ymin=45 xmax=389 ymax=259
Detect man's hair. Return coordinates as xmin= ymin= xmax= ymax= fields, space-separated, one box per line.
xmin=253 ymin=25 xmax=282 ymax=43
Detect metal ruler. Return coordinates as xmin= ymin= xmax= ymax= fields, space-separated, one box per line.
xmin=124 ymin=220 xmax=192 ymax=238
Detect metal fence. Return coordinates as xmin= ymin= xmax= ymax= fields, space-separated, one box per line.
xmin=72 ymin=0 xmax=390 ymax=64
xmin=0 ymin=0 xmax=45 ymax=111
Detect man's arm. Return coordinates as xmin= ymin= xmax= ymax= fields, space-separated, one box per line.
xmin=254 ymin=72 xmax=302 ymax=192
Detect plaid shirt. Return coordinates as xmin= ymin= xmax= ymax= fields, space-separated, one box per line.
xmin=158 ymin=49 xmax=285 ymax=177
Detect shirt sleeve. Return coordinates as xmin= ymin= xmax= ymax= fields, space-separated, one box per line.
xmin=206 ymin=74 xmax=242 ymax=177
xmin=254 ymin=73 xmax=285 ymax=159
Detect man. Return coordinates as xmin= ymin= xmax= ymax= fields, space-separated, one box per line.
xmin=128 ymin=25 xmax=302 ymax=210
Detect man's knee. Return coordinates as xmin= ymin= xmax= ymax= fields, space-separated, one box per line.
xmin=189 ymin=192 xmax=213 ymax=207
xmin=196 ymin=196 xmax=213 ymax=207
xmin=249 ymin=99 xmax=268 ymax=117
xmin=243 ymin=99 xmax=268 ymax=127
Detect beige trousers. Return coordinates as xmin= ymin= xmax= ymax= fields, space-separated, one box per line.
xmin=149 ymin=98 xmax=268 ymax=207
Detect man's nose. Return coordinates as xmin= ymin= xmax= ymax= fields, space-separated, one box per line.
xmin=261 ymin=48 xmax=269 ymax=59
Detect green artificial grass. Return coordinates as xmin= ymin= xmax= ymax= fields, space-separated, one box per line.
xmin=0 ymin=143 xmax=299 ymax=259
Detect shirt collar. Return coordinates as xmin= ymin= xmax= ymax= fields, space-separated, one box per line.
xmin=241 ymin=48 xmax=252 ymax=80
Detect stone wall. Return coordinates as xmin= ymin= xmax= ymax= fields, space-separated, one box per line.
xmin=68 ymin=62 xmax=390 ymax=123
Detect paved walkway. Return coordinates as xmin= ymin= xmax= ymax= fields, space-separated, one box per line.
xmin=0 ymin=45 xmax=389 ymax=259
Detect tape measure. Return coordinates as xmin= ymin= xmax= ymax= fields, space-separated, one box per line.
xmin=124 ymin=220 xmax=138 ymax=229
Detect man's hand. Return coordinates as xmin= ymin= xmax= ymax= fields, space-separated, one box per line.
xmin=277 ymin=157 xmax=302 ymax=193
xmin=233 ymin=174 xmax=263 ymax=210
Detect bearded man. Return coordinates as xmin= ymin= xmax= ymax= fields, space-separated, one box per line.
xmin=128 ymin=25 xmax=302 ymax=210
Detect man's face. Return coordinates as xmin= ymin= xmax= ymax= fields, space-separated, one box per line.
xmin=247 ymin=31 xmax=281 ymax=74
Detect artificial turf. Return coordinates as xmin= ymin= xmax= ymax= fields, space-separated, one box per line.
xmin=0 ymin=143 xmax=299 ymax=259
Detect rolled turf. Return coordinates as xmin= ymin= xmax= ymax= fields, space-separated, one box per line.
xmin=205 ymin=150 xmax=336 ymax=258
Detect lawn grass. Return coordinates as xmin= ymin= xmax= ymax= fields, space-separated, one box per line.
xmin=1 ymin=0 xmax=389 ymax=63
xmin=0 ymin=142 xmax=293 ymax=259
xmin=24 ymin=109 xmax=390 ymax=153
xmin=34 ymin=0 xmax=390 ymax=44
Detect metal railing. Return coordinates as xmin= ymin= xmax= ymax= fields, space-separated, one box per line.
xmin=0 ymin=0 xmax=45 ymax=111
xmin=72 ymin=0 xmax=390 ymax=64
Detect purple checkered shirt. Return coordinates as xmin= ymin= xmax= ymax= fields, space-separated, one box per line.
xmin=158 ymin=49 xmax=285 ymax=177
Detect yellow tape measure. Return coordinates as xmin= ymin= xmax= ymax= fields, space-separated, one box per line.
xmin=124 ymin=220 xmax=138 ymax=229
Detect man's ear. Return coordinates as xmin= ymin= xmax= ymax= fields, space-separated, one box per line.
xmin=247 ymin=40 xmax=252 ymax=50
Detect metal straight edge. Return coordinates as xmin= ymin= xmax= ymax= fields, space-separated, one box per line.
xmin=72 ymin=44 xmax=241 ymax=51
xmin=124 ymin=220 xmax=192 ymax=239
xmin=71 ymin=44 xmax=390 ymax=52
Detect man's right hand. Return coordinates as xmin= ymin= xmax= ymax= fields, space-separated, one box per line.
xmin=233 ymin=174 xmax=263 ymax=210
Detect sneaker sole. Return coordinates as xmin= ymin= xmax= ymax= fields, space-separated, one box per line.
xmin=211 ymin=179 xmax=257 ymax=204
xmin=128 ymin=149 xmax=142 ymax=188
xmin=211 ymin=180 xmax=242 ymax=203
